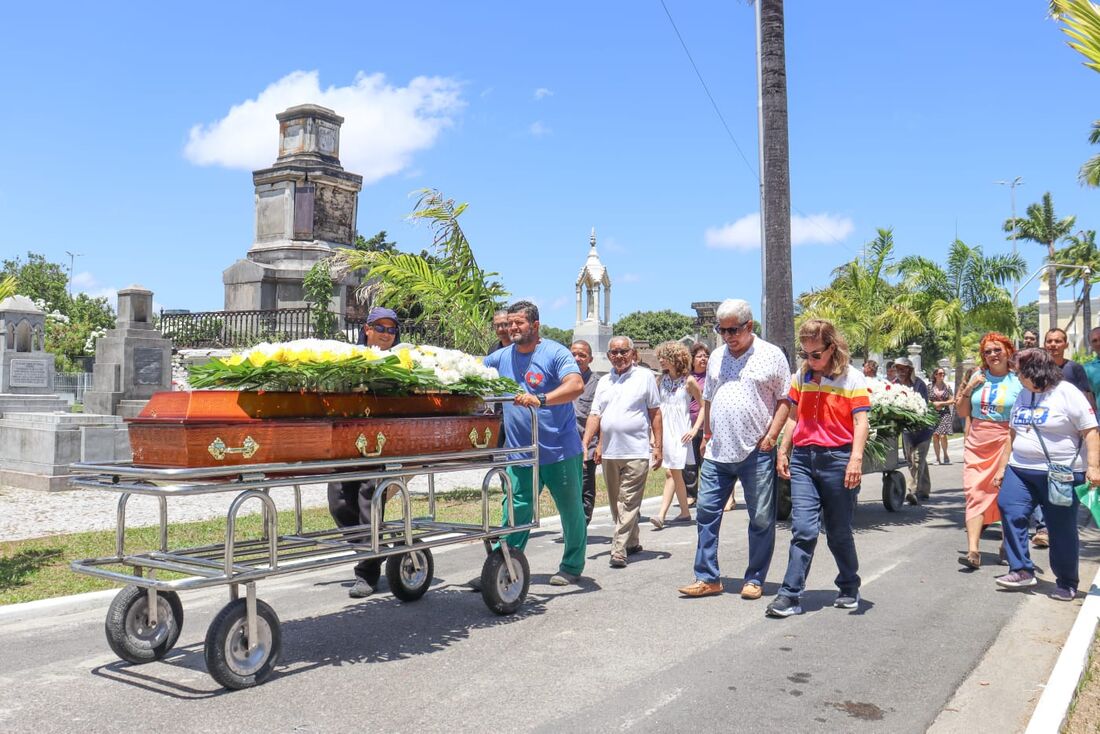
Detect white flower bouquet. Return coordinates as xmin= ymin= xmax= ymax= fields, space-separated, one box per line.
xmin=864 ymin=379 xmax=937 ymax=464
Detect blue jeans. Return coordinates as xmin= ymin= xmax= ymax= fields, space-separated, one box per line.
xmin=692 ymin=449 xmax=776 ymax=585
xmin=999 ymin=466 xmax=1081 ymax=591
xmin=779 ymin=445 xmax=860 ymax=600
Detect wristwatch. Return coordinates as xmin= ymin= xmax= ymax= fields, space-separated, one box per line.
xmin=536 ymin=393 xmax=547 ymax=407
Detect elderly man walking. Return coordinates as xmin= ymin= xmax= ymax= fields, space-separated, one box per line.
xmin=583 ymin=336 xmax=662 ymax=568
xmin=678 ymin=299 xmax=791 ymax=599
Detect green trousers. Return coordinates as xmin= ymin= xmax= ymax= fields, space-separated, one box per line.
xmin=502 ymin=454 xmax=588 ymax=575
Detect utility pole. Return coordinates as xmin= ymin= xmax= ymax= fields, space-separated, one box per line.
xmin=995 ymin=177 xmax=1024 ymax=313
xmin=65 ymin=251 xmax=83 ymax=298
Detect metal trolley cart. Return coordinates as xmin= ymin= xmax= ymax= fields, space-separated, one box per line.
xmin=68 ymin=403 xmax=538 ymax=690
xmin=775 ymin=434 xmax=910 ymax=520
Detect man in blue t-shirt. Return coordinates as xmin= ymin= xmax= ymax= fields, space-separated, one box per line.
xmin=480 ymin=300 xmax=587 ymax=586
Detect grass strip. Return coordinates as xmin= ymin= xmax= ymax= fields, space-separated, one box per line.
xmin=1 ymin=471 xmax=670 ymax=605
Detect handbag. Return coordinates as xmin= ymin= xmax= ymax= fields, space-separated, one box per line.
xmin=1031 ymin=405 xmax=1081 ymax=508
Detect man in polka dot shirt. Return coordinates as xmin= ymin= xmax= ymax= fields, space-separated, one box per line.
xmin=678 ymin=298 xmax=792 ymax=599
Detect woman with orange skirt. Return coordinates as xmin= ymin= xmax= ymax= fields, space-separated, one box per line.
xmin=954 ymin=332 xmax=1022 ymax=569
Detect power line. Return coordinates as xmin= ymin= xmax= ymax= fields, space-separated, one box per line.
xmin=659 ymin=0 xmax=856 ymax=257
xmin=660 ymin=0 xmax=758 ymax=181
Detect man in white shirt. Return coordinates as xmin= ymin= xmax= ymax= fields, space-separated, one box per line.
xmin=678 ymin=299 xmax=791 ymax=599
xmin=582 ymin=336 xmax=662 ymax=568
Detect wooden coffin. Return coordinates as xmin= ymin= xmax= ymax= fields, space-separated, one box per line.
xmin=135 ymin=390 xmax=486 ymax=422
xmin=128 ymin=414 xmax=502 ymax=468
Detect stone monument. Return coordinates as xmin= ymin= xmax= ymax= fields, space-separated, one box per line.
xmin=0 ymin=296 xmax=129 ymax=491
xmin=83 ymin=285 xmax=172 ymax=418
xmin=0 ymin=295 xmax=68 ymax=414
xmin=572 ymin=228 xmax=613 ymax=373
xmin=223 ymin=104 xmax=363 ymax=316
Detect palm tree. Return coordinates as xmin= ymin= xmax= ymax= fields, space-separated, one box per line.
xmin=1052 ymin=1 xmax=1100 ymax=185
xmin=329 ymin=189 xmax=508 ymax=353
xmin=897 ymin=240 xmax=1027 ymax=391
xmin=798 ymin=228 xmax=924 ymax=358
xmin=0 ymin=275 xmax=15 ymax=301
xmin=758 ymin=0 xmax=794 ymax=366
xmin=1053 ymin=229 xmax=1100 ymax=337
xmin=1003 ymin=192 xmax=1076 ymax=326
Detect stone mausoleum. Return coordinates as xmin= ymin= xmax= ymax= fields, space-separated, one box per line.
xmin=223 ymin=104 xmax=363 ymax=316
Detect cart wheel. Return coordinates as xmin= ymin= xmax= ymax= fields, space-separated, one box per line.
xmin=480 ymin=546 xmax=530 ymax=616
xmin=386 ymin=544 xmax=434 ymax=602
xmin=104 ymin=585 xmax=184 ymax=664
xmin=204 ymin=598 xmax=281 ymax=690
xmin=882 ymin=471 xmax=906 ymax=512
xmin=776 ymin=476 xmax=792 ymax=522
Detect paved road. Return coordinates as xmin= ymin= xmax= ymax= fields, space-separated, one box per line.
xmin=3 ymin=462 xmax=1098 ymax=733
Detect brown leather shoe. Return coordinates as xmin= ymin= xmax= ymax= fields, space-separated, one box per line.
xmin=678 ymin=579 xmax=723 ymax=597
xmin=740 ymin=582 xmax=763 ymax=600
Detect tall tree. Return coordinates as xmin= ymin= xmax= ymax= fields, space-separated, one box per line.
xmin=1003 ymin=192 xmax=1076 ymax=326
xmin=329 ymin=189 xmax=508 ymax=353
xmin=758 ymin=0 xmax=794 ymax=365
xmin=614 ymin=310 xmax=696 ymax=346
xmin=797 ymin=228 xmax=924 ymax=358
xmin=897 ymin=240 xmax=1027 ymax=390
xmin=1053 ymin=1 xmax=1100 ymax=184
xmin=0 ymin=275 xmax=15 ymax=301
xmin=1053 ymin=229 xmax=1100 ymax=337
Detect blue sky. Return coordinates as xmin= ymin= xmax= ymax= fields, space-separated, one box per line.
xmin=1 ymin=2 xmax=1097 ymax=331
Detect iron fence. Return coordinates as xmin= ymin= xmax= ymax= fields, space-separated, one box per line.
xmin=161 ymin=308 xmax=453 ymax=350
xmin=55 ymin=372 xmax=93 ymax=403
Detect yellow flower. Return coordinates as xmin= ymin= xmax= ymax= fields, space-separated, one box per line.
xmin=225 ymin=354 xmax=245 ymax=366
xmin=397 ymin=347 xmax=414 ymax=370
xmin=248 ymin=350 xmax=269 ymax=367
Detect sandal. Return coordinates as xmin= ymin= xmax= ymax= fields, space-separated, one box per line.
xmin=650 ymin=517 xmax=664 ymax=531
xmin=957 ymin=551 xmax=981 ymax=570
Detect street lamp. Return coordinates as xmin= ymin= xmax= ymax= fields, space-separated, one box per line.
xmin=996 ymin=177 xmax=1024 ymax=311
xmin=64 ymin=250 xmax=83 ymax=298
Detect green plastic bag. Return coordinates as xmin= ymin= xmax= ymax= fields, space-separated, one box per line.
xmin=1074 ymin=483 xmax=1100 ymax=527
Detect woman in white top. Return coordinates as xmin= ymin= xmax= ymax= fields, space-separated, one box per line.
xmin=651 ymin=341 xmax=705 ymax=529
xmin=993 ymin=348 xmax=1100 ymax=600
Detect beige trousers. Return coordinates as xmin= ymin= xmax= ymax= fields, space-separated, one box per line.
xmin=603 ymin=458 xmax=650 ymax=556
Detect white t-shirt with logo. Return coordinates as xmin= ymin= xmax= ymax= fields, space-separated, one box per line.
xmin=1009 ymin=381 xmax=1097 ymax=472
xmin=592 ymin=366 xmax=661 ymax=460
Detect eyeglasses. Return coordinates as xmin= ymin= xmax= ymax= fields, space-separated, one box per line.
xmin=797 ymin=344 xmax=832 ymax=360
xmin=715 ymin=320 xmax=751 ymax=336
xmin=368 ymin=324 xmax=399 ymax=335
xmin=982 ymin=347 xmax=1003 ymax=356
xmin=608 ymin=348 xmax=631 ymax=357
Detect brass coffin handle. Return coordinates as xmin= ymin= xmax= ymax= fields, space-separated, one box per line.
xmin=355 ymin=432 xmax=387 ymax=458
xmin=207 ymin=436 xmax=260 ymax=461
xmin=469 ymin=427 xmax=492 ymax=449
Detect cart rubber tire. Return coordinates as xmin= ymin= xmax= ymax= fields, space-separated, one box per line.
xmin=386 ymin=544 xmax=434 ymax=602
xmin=204 ymin=598 xmax=281 ymax=690
xmin=104 ymin=585 xmax=184 ymax=664
xmin=883 ymin=471 xmax=906 ymax=512
xmin=776 ymin=476 xmax=792 ymax=522
xmin=480 ymin=546 xmax=530 ymax=616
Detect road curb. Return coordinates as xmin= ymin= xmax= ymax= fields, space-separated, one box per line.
xmin=1024 ymin=564 xmax=1100 ymax=732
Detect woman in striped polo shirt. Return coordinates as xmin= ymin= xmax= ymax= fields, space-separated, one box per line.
xmin=768 ymin=319 xmax=871 ymax=618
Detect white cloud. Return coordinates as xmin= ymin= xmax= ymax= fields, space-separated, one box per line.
xmin=620 ymin=273 xmax=641 ymax=283
xmin=528 ymin=121 xmax=552 ymax=137
xmin=183 ymin=70 xmax=465 ymax=184
xmin=534 ymin=87 xmax=554 ymax=100
xmin=71 ymin=271 xmax=97 ymax=289
xmin=550 ymin=296 xmax=569 ymax=310
xmin=704 ymin=212 xmax=854 ymax=250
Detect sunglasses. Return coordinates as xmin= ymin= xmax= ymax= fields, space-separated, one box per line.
xmin=368 ymin=324 xmax=399 ymax=335
xmin=714 ymin=320 xmax=751 ymax=336
xmin=797 ymin=344 xmax=832 ymax=360
xmin=608 ymin=348 xmax=631 ymax=357
xmin=982 ymin=347 xmax=1003 ymax=356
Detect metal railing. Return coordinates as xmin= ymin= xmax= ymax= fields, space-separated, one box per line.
xmin=55 ymin=372 xmax=93 ymax=402
xmin=161 ymin=308 xmax=453 ymax=349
